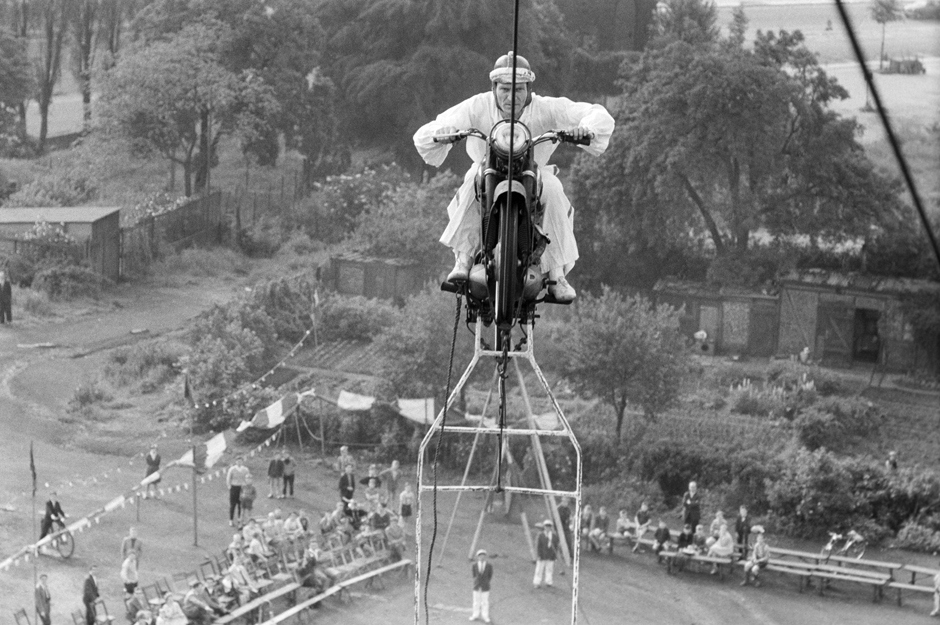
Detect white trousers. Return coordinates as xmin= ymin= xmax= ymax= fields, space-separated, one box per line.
xmin=440 ymin=165 xmax=578 ymax=276
xmin=533 ymin=559 xmax=555 ymax=586
xmin=471 ymin=590 xmax=490 ymax=621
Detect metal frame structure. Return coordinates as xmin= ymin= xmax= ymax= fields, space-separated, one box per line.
xmin=413 ymin=320 xmax=583 ymax=624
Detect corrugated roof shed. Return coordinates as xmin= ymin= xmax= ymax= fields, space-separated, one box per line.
xmin=0 ymin=207 xmax=120 ymax=224
xmin=781 ymin=269 xmax=940 ymax=296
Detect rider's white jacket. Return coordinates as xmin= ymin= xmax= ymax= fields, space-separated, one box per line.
xmin=413 ymin=93 xmax=615 ymax=276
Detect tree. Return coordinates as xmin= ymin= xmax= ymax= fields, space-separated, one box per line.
xmin=69 ymin=0 xmax=98 ymax=127
xmin=871 ymin=0 xmax=903 ymax=71
xmin=560 ymin=288 xmax=686 ymax=442
xmin=649 ymin=0 xmax=720 ymax=47
xmin=34 ymin=0 xmax=72 ymax=151
xmin=0 ymin=25 xmax=33 ymax=149
xmin=571 ymin=7 xmax=904 ymax=289
xmin=97 ymin=20 xmax=278 ymax=195
xmin=316 ymin=0 xmax=576 ymax=171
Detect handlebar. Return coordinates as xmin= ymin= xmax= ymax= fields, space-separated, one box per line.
xmin=432 ymin=128 xmax=592 ymax=146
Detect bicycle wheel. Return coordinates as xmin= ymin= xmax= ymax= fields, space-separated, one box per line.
xmin=54 ymin=530 xmax=75 ymax=559
xmin=495 ymin=195 xmax=520 ymax=329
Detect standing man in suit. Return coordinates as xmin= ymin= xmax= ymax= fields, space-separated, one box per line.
xmin=338 ymin=464 xmax=356 ymax=510
xmin=534 ymin=520 xmax=560 ymax=588
xmin=35 ymin=573 xmax=52 ymax=625
xmin=0 ymin=270 xmax=12 ymax=324
xmin=83 ymin=564 xmax=99 ymax=625
xmin=470 ymin=548 xmax=493 ymax=623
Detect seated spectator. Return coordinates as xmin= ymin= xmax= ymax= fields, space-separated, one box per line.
xmin=632 ymin=501 xmax=652 ymax=553
xmin=182 ymin=580 xmax=223 ymax=625
xmin=284 ymin=511 xmax=305 ymax=540
xmin=320 ymin=509 xmax=338 ymax=536
xmin=297 ymin=509 xmax=311 ymax=533
xmin=125 ymin=587 xmax=148 ymax=624
xmin=336 ymin=514 xmax=355 ymax=544
xmin=615 ymin=508 xmax=633 ymax=537
xmin=227 ymin=533 xmax=245 ymax=561
xmin=589 ymin=506 xmax=611 ymax=552
xmin=360 ymin=464 xmax=383 ymax=489
xmin=708 ymin=510 xmax=726 ymax=542
xmin=385 ymin=520 xmax=406 ymax=561
xmin=674 ymin=524 xmax=696 ymax=572
xmin=579 ymin=504 xmax=594 ymax=544
xmin=222 ymin=555 xmax=258 ymax=606
xmin=346 ymin=500 xmax=368 ymax=531
xmin=246 ymin=533 xmax=274 ymax=564
xmin=155 ymin=594 xmax=187 ymax=625
xmin=652 ymin=520 xmax=673 ymax=557
xmin=692 ymin=524 xmax=708 ymax=553
xmin=741 ymin=526 xmax=770 ymax=587
xmin=364 ymin=478 xmax=383 ymax=511
xmin=371 ymin=501 xmax=392 ymax=532
xmin=297 ymin=547 xmax=333 ymax=596
xmin=707 ymin=523 xmax=735 ymax=574
xmin=242 ymin=519 xmax=263 ymax=544
xmin=133 ymin=610 xmax=154 ymax=625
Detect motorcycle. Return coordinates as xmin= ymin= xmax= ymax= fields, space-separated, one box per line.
xmin=821 ymin=529 xmax=867 ymax=560
xmin=437 ymin=120 xmax=589 ymax=337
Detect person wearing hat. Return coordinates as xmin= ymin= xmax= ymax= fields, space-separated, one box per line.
xmin=470 ymin=548 xmax=493 ymax=623
xmin=414 ymin=52 xmax=616 ymax=303
xmin=534 ymin=519 xmax=560 ymax=588
xmin=35 ymin=572 xmax=52 ymax=625
xmin=741 ymin=526 xmax=770 ymax=587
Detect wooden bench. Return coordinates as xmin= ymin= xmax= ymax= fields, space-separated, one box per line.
xmin=887 ymin=564 xmax=939 ymax=606
xmin=809 ymin=564 xmax=890 ymax=602
xmin=669 ymin=553 xmax=734 ymax=581
xmin=213 ymin=579 xmax=302 ymax=625
xmin=764 ymin=562 xmax=814 ymax=593
xmin=824 ymin=554 xmax=902 ymax=580
xmin=257 ymin=559 xmax=413 ymax=625
xmin=769 ymin=547 xmax=823 ymax=566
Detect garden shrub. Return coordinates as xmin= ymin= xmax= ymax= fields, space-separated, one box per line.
xmin=33 ymin=265 xmax=110 ymax=299
xmin=318 ymin=293 xmax=398 ymax=342
xmin=106 ymin=339 xmax=187 ymax=388
xmin=155 ymin=247 xmax=250 ymax=278
xmin=3 ymin=171 xmax=96 ymax=207
xmin=894 ymin=522 xmax=940 ymax=552
xmin=582 ymin=476 xmax=665 ymax=518
xmin=793 ymin=396 xmax=882 ymax=451
xmin=20 ymin=288 xmax=53 ymax=317
xmin=237 ymin=214 xmax=284 ymax=258
xmin=730 ymin=386 xmax=786 ymax=417
xmin=68 ymin=381 xmax=111 ymax=411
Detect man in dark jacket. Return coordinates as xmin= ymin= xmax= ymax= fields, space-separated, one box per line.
xmin=735 ymin=505 xmax=752 ymax=559
xmin=470 ymin=549 xmax=493 ymax=623
xmin=534 ymin=520 xmax=560 ymax=588
xmin=40 ymin=492 xmax=66 ymax=541
xmin=0 ymin=270 xmax=11 ymax=324
xmin=83 ymin=565 xmax=99 ymax=625
xmin=338 ymin=464 xmax=356 ymax=509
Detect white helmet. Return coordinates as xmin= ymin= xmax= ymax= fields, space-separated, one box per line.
xmin=489 ymin=52 xmax=536 ymax=85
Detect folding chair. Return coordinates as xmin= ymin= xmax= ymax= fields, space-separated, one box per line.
xmin=94 ymin=599 xmax=116 ymax=625
xmin=13 ymin=608 xmax=31 ymax=625
xmin=71 ymin=611 xmax=85 ymax=625
xmin=199 ymin=559 xmax=220 ymax=583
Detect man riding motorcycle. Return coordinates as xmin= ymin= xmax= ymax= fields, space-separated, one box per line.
xmin=413 ymin=53 xmax=615 ymax=303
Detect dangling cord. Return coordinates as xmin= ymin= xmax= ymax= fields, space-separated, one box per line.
xmin=833 ymin=0 xmax=940 ymax=273
xmin=424 ymin=294 xmax=462 ymax=625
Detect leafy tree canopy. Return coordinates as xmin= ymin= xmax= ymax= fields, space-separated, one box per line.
xmin=571 ymin=0 xmax=905 ymax=290
xmin=316 ymin=0 xmax=575 ymax=169
xmin=560 ymin=288 xmax=686 ymax=442
xmin=97 ymin=19 xmax=278 ymax=195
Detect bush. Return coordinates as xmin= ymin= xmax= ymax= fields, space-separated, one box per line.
xmin=318 ymin=293 xmax=398 ymax=342
xmin=20 ymin=288 xmax=53 ymax=317
xmin=68 ymin=381 xmax=111 ymax=411
xmin=730 ymin=386 xmax=786 ymax=417
xmin=154 ymin=247 xmax=250 ymax=278
xmin=3 ymin=171 xmax=96 ymax=207
xmin=33 ymin=265 xmax=110 ymax=299
xmin=793 ymin=396 xmax=882 ymax=451
xmin=237 ymin=214 xmax=284 ymax=258
xmin=582 ymin=476 xmax=665 ymax=518
xmin=894 ymin=522 xmax=940 ymax=552
xmin=106 ymin=339 xmax=187 ymax=389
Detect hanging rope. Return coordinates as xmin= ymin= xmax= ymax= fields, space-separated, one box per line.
xmin=832 ymin=0 xmax=940 ymax=274
xmin=424 ymin=294 xmax=462 ymax=624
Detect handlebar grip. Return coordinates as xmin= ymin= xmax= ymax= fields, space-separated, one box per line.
xmin=558 ymin=131 xmax=592 ymax=146
xmin=432 ymin=134 xmax=464 ymax=144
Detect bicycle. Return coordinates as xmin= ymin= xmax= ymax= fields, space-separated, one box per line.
xmin=821 ymin=529 xmax=866 ymax=561
xmin=38 ymin=517 xmax=75 ymax=559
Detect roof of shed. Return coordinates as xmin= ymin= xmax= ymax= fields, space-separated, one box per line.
xmin=781 ymin=269 xmax=940 ymax=296
xmin=0 ymin=206 xmax=121 ymax=224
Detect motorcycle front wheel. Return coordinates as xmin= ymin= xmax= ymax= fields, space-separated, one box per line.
xmin=495 ymin=196 xmax=521 ymax=329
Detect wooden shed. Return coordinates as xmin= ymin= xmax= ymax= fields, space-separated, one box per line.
xmin=0 ymin=206 xmax=122 ymax=281
xmin=777 ymin=269 xmax=940 ymax=373
xmin=653 ymin=280 xmax=780 ymax=357
xmin=329 ymin=251 xmax=430 ymax=301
